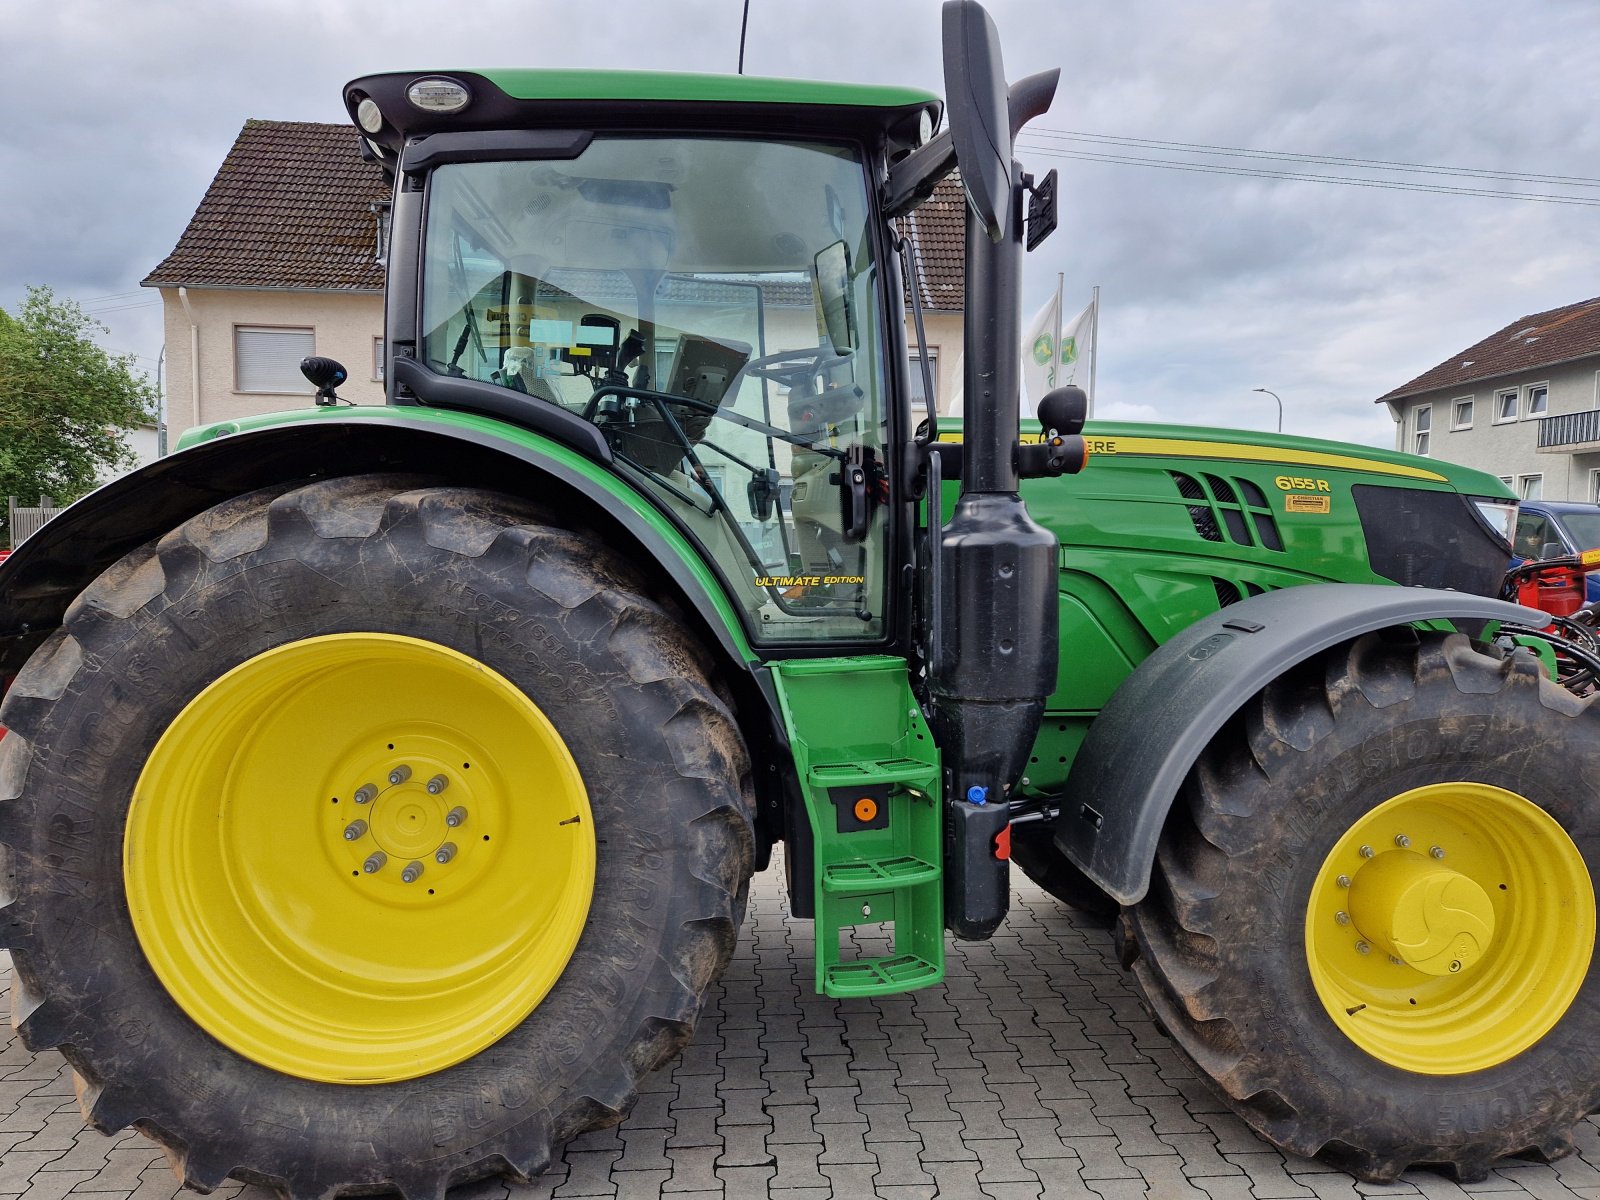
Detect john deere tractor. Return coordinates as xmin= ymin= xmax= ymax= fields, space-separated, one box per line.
xmin=1 ymin=3 xmax=1594 ymax=1194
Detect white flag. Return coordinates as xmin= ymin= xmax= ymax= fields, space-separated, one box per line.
xmin=1020 ymin=292 xmax=1061 ymax=413
xmin=1057 ymin=300 xmax=1094 ymax=389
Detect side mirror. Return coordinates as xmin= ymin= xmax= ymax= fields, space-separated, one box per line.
xmin=813 ymin=241 xmax=857 ymax=354
xmin=942 ymin=0 xmax=1012 ymax=241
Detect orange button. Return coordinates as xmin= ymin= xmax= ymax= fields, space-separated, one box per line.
xmin=853 ymin=797 xmax=879 ymax=823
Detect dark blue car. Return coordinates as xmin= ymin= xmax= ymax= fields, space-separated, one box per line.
xmin=1513 ymin=500 xmax=1600 ymax=602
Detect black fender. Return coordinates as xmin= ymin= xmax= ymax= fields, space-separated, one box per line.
xmin=1052 ymin=583 xmax=1545 ymax=905
xmin=0 ymin=415 xmax=757 ymax=677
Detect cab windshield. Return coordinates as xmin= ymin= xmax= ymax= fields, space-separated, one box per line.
xmin=421 ymin=136 xmax=888 ymax=644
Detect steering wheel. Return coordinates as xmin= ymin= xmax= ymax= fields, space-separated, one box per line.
xmin=741 ymin=347 xmax=853 ymax=390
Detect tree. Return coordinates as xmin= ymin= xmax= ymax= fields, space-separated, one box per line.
xmin=0 ymin=286 xmax=156 ymax=545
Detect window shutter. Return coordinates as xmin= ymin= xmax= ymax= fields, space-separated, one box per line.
xmin=236 ymin=327 xmax=315 ymax=393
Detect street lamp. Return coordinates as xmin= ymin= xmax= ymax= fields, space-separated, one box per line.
xmin=1253 ymin=388 xmax=1282 ymax=433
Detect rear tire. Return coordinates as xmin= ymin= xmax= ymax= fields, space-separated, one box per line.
xmin=0 ymin=476 xmax=754 ymax=1199
xmin=1125 ymin=631 xmax=1600 ymax=1182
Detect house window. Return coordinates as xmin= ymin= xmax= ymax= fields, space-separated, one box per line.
xmin=1498 ymin=476 xmax=1514 ymax=488
xmin=909 ymin=349 xmax=938 ymax=412
xmin=1527 ymin=384 xmax=1548 ymax=417
xmin=235 ymin=326 xmax=314 ymax=394
xmin=1518 ymin=473 xmax=1544 ymax=501
xmin=1451 ymin=397 xmax=1473 ymax=430
xmin=1590 ymin=469 xmax=1600 ymax=503
xmin=1495 ymin=390 xmax=1519 ymax=422
xmin=373 ymin=337 xmax=385 ymax=382
xmin=1413 ymin=405 xmax=1431 ymax=456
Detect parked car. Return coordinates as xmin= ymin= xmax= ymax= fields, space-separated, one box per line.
xmin=1513 ymin=499 xmax=1600 ymax=601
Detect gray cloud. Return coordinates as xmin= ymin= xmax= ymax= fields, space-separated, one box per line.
xmin=7 ymin=0 xmax=1600 ymax=450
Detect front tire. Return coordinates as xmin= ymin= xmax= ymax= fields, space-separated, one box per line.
xmin=0 ymin=476 xmax=754 ymax=1199
xmin=1125 ymin=631 xmax=1600 ymax=1182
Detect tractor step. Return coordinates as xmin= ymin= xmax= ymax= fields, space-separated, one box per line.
xmin=771 ymin=657 xmax=945 ymax=998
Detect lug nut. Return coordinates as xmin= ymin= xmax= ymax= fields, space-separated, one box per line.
xmin=1356 ymin=941 xmax=1371 ymax=955
xmin=401 ymin=861 xmax=424 ymax=884
xmin=1430 ymin=845 xmax=1446 ymax=859
xmin=1335 ymin=911 xmax=1350 ymax=925
xmin=446 ymin=806 xmax=468 ymax=828
xmin=1336 ymin=874 xmax=1351 ymax=888
xmin=388 ymin=765 xmax=413 ymax=786
xmin=427 ymin=774 xmax=450 ymax=795
xmin=1395 ymin=834 xmax=1411 ymax=848
xmin=1389 ymin=955 xmax=1404 ymax=965
xmin=354 ymin=784 xmax=378 ymax=805
xmin=435 ymin=841 xmax=457 ymax=864
xmin=1449 ymin=959 xmax=1462 ymax=973
xmin=342 ymin=819 xmax=368 ymax=841
xmin=362 ymin=851 xmax=388 ymax=874
xmin=1359 ymin=845 xmax=1374 ymax=859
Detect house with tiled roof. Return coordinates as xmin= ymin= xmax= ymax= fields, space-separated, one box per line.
xmin=143 ymin=120 xmax=967 ymax=438
xmin=1376 ymin=296 xmax=1600 ymax=502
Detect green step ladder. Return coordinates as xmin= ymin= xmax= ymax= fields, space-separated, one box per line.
xmin=771 ymin=657 xmax=945 ymax=998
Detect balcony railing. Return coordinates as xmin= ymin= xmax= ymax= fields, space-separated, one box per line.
xmin=1538 ymin=409 xmax=1600 ymax=449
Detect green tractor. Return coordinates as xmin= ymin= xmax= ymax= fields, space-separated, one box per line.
xmin=1 ymin=2 xmax=1594 ymax=1193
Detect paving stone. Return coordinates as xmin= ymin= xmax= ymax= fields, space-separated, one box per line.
xmin=767 ymin=1142 xmax=829 ymax=1191
xmin=713 ymin=1164 xmax=774 ymax=1194
xmin=1226 ymin=1151 xmax=1317 ymax=1198
xmin=663 ymin=1107 xmax=720 ymax=1150
xmin=659 ymin=1146 xmax=721 ymax=1193
xmin=1083 ymin=1179 xmax=1150 ymax=1200
xmin=967 ymin=1138 xmax=1041 ymax=1185
xmin=714 ymin=1123 xmax=774 ymax=1168
xmin=815 ymin=1121 xmax=874 ymax=1166
xmin=1126 ymin=1153 xmax=1211 ymax=1199
xmin=0 ymin=1151 xmax=70 ymax=1193
xmin=1069 ymin=1137 xmax=1140 ymax=1181
xmin=917 ymin=1159 xmax=987 ymax=1200
xmin=603 ymin=1122 xmax=677 ymax=1175
xmin=913 ymin=1120 xmax=979 ymax=1164
xmin=858 ymin=1103 xmax=918 ymax=1144
xmin=817 ymin=1163 xmax=879 ymax=1196
xmin=1193 ymin=1178 xmax=1264 ymax=1200
xmin=873 ymin=1139 xmax=938 ymax=1188
xmin=550 ymin=1149 xmax=618 ymax=1198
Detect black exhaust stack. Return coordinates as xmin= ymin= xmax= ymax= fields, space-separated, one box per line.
xmin=931 ymin=1 xmax=1061 ymax=939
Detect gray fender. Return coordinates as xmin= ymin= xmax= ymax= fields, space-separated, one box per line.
xmin=1052 ymin=583 xmax=1545 ymax=905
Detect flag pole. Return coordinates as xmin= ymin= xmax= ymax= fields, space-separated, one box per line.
xmin=1050 ymin=272 xmax=1064 ymax=391
xmin=1087 ymin=284 xmax=1100 ymax=417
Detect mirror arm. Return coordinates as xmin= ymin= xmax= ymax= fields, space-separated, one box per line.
xmin=1006 ymin=68 xmax=1060 ymax=139
xmin=883 ymin=131 xmax=956 ymax=219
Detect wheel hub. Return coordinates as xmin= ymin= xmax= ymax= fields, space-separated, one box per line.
xmin=343 ymin=756 xmax=471 ymax=884
xmin=1346 ymin=849 xmax=1495 ymax=976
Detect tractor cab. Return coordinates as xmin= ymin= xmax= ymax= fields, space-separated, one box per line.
xmin=346 ymin=72 xmax=944 ymax=645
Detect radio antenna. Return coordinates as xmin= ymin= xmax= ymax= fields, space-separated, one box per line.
xmin=738 ymin=0 xmax=751 ymax=74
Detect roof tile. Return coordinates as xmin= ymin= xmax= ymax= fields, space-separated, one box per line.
xmin=1377 ymin=295 xmax=1600 ymax=402
xmin=143 ymin=121 xmax=387 ymax=291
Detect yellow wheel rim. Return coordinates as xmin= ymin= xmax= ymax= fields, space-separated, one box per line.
xmin=1306 ymin=782 xmax=1594 ymax=1074
xmin=125 ymin=633 xmax=595 ymax=1084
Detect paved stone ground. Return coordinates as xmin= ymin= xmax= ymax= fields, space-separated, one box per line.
xmin=3 ymin=855 xmax=1597 ymax=1200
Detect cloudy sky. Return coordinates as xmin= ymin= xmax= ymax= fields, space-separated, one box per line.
xmin=6 ymin=0 xmax=1599 ymax=449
